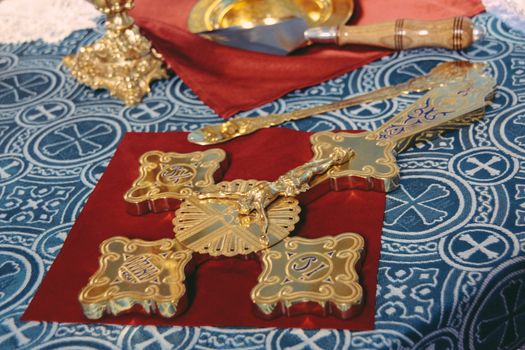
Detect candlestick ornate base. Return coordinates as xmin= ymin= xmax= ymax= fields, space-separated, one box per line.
xmin=63 ymin=1 xmax=167 ymax=105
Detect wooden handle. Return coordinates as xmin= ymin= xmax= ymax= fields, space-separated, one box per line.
xmin=338 ymin=17 xmax=475 ymax=50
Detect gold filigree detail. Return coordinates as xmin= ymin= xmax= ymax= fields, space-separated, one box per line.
xmin=174 ymin=180 xmax=301 ymax=257
xmin=124 ymin=149 xmax=227 ymax=215
xmin=251 ymin=233 xmax=365 ymax=319
xmin=63 ymin=0 xmax=167 ymax=105
xmin=79 ymin=237 xmax=192 ymax=319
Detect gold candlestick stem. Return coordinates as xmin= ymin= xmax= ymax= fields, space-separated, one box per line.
xmin=63 ymin=0 xmax=167 ymax=105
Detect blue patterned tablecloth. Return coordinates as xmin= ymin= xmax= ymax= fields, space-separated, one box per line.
xmin=0 ymin=13 xmax=524 ymax=350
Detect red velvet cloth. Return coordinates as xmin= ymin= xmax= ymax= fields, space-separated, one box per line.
xmin=23 ymin=129 xmax=386 ymax=330
xmin=131 ymin=0 xmax=484 ymax=118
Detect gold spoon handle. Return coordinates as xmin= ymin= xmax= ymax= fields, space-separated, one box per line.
xmin=187 ymin=61 xmax=484 ymax=145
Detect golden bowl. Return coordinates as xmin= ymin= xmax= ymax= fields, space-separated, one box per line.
xmin=187 ymin=0 xmax=354 ymax=32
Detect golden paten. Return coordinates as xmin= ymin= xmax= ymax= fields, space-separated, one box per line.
xmin=187 ymin=0 xmax=354 ymax=32
xmin=63 ymin=0 xmax=167 ymax=105
xmin=251 ymin=233 xmax=364 ymax=319
xmin=79 ymin=237 xmax=192 ymax=319
xmin=124 ymin=149 xmax=227 ymax=215
xmin=174 ymin=180 xmax=301 ymax=257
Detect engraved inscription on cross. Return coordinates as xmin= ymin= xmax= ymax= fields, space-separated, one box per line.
xmin=79 ymin=237 xmax=192 ymax=319
xmin=288 ymin=255 xmax=331 ymax=281
xmin=117 ymin=254 xmax=162 ymax=284
xmin=158 ymin=164 xmax=195 ymax=185
xmin=251 ymin=234 xmax=365 ymax=319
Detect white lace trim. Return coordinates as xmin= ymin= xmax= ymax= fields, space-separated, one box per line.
xmin=482 ymin=0 xmax=525 ymax=33
xmin=0 ymin=0 xmax=99 ymax=44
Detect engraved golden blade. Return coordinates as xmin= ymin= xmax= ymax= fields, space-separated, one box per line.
xmin=188 ymin=61 xmax=485 ymax=145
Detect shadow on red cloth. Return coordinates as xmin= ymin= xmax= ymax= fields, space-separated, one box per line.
xmin=130 ymin=0 xmax=484 ymax=118
xmin=23 ymin=129 xmax=385 ymax=330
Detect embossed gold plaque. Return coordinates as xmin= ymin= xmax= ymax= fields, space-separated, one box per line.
xmin=251 ymin=233 xmax=364 ymax=319
xmin=79 ymin=237 xmax=192 ymax=319
xmin=174 ymin=180 xmax=301 ymax=257
xmin=124 ymin=149 xmax=227 ymax=215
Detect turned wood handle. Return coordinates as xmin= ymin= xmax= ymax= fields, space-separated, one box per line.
xmin=338 ymin=17 xmax=476 ymax=50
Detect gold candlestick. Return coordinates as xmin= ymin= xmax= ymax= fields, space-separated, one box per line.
xmin=63 ymin=0 xmax=167 ymax=105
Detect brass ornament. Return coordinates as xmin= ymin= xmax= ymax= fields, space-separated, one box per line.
xmin=251 ymin=233 xmax=365 ymax=319
xmin=79 ymin=237 xmax=192 ymax=319
xmin=174 ymin=180 xmax=301 ymax=257
xmin=63 ymin=0 xmax=168 ymax=105
xmin=197 ymin=149 xmax=350 ymax=232
xmin=124 ymin=149 xmax=227 ymax=215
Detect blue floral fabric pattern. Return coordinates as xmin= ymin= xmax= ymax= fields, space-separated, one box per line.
xmin=0 ymin=14 xmax=524 ymax=350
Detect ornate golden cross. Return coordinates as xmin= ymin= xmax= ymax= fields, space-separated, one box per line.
xmin=81 ymin=64 xmax=495 ymax=320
